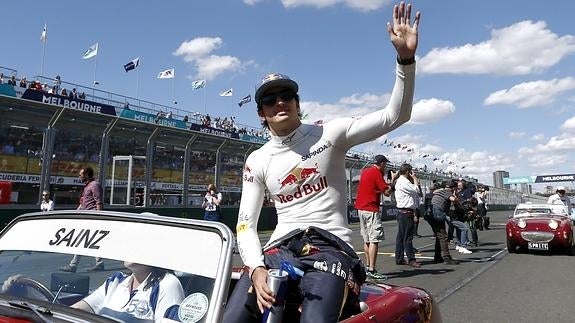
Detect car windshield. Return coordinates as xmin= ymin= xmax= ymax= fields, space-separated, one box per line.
xmin=514 ymin=208 xmax=551 ymax=217
xmin=0 ymin=212 xmax=233 ymax=323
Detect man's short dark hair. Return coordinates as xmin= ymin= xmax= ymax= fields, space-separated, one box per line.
xmin=398 ymin=163 xmax=412 ymax=175
xmin=83 ymin=167 xmax=94 ymax=179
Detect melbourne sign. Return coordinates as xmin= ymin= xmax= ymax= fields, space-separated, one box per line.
xmin=534 ymin=173 xmax=575 ymax=183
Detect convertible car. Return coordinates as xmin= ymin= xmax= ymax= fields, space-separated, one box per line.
xmin=506 ymin=203 xmax=574 ymax=255
xmin=0 ymin=211 xmax=441 ymax=322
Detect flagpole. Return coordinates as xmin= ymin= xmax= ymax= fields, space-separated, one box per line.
xmin=40 ymin=38 xmax=46 ymax=77
xmin=171 ymin=73 xmax=175 ymax=106
xmin=203 ymin=85 xmax=207 ymax=115
xmin=92 ymin=46 xmax=98 ymax=97
xmin=136 ymin=67 xmax=140 ymax=105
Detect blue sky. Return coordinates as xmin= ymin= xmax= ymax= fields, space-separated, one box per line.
xmin=2 ymin=0 xmax=575 ymax=190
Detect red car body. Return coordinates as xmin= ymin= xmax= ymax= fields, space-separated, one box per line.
xmin=506 ymin=203 xmax=574 ymax=254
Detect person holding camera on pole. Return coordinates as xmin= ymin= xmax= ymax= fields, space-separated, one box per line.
xmin=202 ymin=184 xmax=223 ymax=222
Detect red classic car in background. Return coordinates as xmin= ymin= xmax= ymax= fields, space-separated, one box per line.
xmin=506 ymin=202 xmax=574 ymax=254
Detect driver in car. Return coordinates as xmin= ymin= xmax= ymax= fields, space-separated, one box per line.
xmin=224 ymin=2 xmax=421 ymax=322
xmin=72 ymin=262 xmax=184 ymax=322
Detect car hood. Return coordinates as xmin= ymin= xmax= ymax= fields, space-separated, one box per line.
xmin=509 ymin=214 xmax=570 ymax=226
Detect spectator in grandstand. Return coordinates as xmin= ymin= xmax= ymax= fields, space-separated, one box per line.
xmin=60 ymin=88 xmax=68 ymax=96
xmin=54 ymin=75 xmax=61 ymax=93
xmin=354 ymin=154 xmax=392 ymax=280
xmin=19 ymin=77 xmax=27 ymax=88
xmin=392 ymin=163 xmax=421 ymax=268
xmin=60 ymin=167 xmax=105 ymax=273
xmin=40 ymin=190 xmax=54 ymax=212
xmin=225 ymin=2 xmax=421 ymax=321
xmin=183 ymin=115 xmax=188 ymax=123
xmin=48 ymin=85 xmax=56 ymax=94
xmin=79 ymin=92 xmax=86 ymax=100
xmin=548 ymin=186 xmax=572 ymax=214
xmin=34 ymin=81 xmax=43 ymax=91
xmin=7 ymin=75 xmax=16 ymax=86
xmin=0 ymin=73 xmax=4 ymax=84
xmin=72 ymin=262 xmax=184 ymax=322
xmin=166 ymin=111 xmax=173 ymax=119
xmin=202 ymin=184 xmax=223 ymax=221
xmin=70 ymin=88 xmax=78 ymax=99
xmin=123 ymin=102 xmax=130 ymax=110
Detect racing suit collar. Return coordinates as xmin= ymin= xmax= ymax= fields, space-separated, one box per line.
xmin=270 ymin=123 xmax=310 ymax=146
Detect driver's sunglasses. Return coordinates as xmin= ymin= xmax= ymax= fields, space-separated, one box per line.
xmin=260 ymin=90 xmax=296 ymax=107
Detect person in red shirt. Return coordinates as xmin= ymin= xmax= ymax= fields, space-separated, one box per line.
xmin=354 ymin=155 xmax=392 ymax=280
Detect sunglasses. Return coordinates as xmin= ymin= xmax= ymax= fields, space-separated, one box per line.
xmin=260 ymin=90 xmax=296 ymax=107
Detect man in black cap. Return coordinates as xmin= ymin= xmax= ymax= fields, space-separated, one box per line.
xmin=354 ymin=154 xmax=393 ymax=279
xmin=226 ymin=3 xmax=421 ymax=322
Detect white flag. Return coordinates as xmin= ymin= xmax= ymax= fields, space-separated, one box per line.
xmin=219 ymin=88 xmax=233 ymax=97
xmin=157 ymin=68 xmax=175 ymax=79
xmin=40 ymin=24 xmax=47 ymax=42
xmin=82 ymin=43 xmax=98 ymax=59
xmin=191 ymin=79 xmax=206 ymax=89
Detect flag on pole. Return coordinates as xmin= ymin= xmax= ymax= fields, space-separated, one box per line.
xmin=123 ymin=57 xmax=140 ymax=72
xmin=82 ymin=43 xmax=98 ymax=59
xmin=157 ymin=68 xmax=175 ymax=79
xmin=219 ymin=88 xmax=233 ymax=97
xmin=40 ymin=24 xmax=47 ymax=42
xmin=238 ymin=95 xmax=251 ymax=107
xmin=191 ymin=79 xmax=206 ymax=89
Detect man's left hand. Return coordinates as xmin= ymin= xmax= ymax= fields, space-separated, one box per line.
xmin=387 ymin=2 xmax=421 ymax=59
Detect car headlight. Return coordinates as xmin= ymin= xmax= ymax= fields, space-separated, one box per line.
xmin=548 ymin=220 xmax=558 ymax=230
xmin=517 ymin=219 xmax=527 ymax=229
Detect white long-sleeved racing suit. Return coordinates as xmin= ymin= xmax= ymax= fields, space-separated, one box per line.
xmin=236 ymin=63 xmax=416 ymax=271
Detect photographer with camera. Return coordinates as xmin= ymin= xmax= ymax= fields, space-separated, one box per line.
xmin=474 ymin=185 xmax=489 ymax=230
xmin=392 ymin=163 xmax=422 ymax=268
xmin=202 ymin=184 xmax=223 ymax=222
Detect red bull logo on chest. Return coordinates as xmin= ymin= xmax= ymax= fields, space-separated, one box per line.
xmin=276 ymin=175 xmax=328 ymax=203
xmin=277 ymin=164 xmax=320 ymax=189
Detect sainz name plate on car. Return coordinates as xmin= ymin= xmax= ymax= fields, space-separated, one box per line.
xmin=528 ymin=242 xmax=549 ymax=250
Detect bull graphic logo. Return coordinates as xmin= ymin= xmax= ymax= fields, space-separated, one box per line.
xmin=278 ymin=164 xmax=320 ymax=188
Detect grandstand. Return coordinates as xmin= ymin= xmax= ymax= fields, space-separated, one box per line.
xmin=0 ymin=66 xmax=545 ymax=229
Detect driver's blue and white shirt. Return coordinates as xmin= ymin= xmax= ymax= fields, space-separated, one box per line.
xmin=83 ymin=272 xmax=184 ymax=322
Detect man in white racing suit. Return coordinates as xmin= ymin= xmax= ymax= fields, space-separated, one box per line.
xmin=224 ymin=3 xmax=421 ymax=322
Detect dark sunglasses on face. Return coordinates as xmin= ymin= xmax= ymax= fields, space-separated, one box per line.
xmin=260 ymin=90 xmax=296 ymax=107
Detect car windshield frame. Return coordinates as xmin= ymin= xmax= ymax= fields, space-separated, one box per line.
xmin=0 ymin=211 xmax=234 ymax=323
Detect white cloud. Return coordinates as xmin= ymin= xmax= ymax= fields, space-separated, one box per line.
xmin=243 ymin=0 xmax=391 ymax=11
xmin=518 ymin=135 xmax=575 ymax=155
xmin=173 ymin=37 xmax=249 ymax=80
xmin=173 ymin=37 xmax=223 ymax=62
xmin=410 ymin=98 xmax=455 ymax=124
xmin=483 ymin=77 xmax=575 ymax=108
xmin=195 ymin=55 xmax=244 ymax=80
xmin=508 ymin=131 xmax=525 ymax=139
xmin=530 ymin=133 xmax=545 ymax=141
xmin=560 ymin=115 xmax=575 ymax=132
xmin=419 ymin=20 xmax=575 ymax=75
xmin=301 ymin=93 xmax=391 ymax=123
xmin=527 ymin=153 xmax=569 ymax=169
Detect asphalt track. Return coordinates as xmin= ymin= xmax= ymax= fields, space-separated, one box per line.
xmin=236 ymin=210 xmax=575 ymax=323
